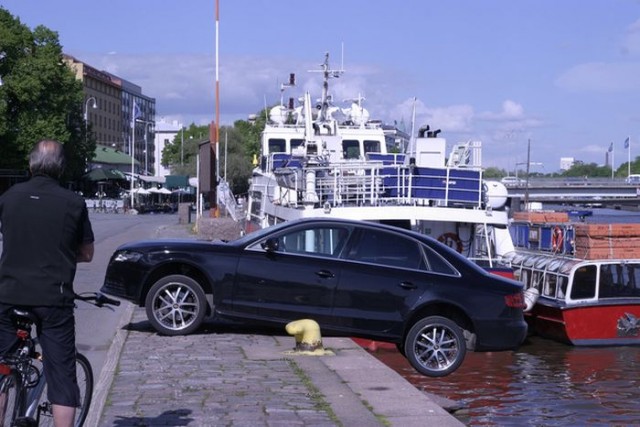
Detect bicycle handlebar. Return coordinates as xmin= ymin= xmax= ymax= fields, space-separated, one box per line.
xmin=74 ymin=292 xmax=121 ymax=308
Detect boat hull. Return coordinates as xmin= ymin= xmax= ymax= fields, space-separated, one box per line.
xmin=526 ymin=299 xmax=640 ymax=346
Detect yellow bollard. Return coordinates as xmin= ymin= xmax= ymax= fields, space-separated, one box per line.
xmin=285 ymin=319 xmax=334 ymax=355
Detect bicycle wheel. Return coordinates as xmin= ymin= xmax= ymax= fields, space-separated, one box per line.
xmin=36 ymin=353 xmax=94 ymax=427
xmin=0 ymin=371 xmax=23 ymax=427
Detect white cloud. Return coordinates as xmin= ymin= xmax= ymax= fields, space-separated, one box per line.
xmin=621 ymin=18 xmax=640 ymax=56
xmin=556 ymin=62 xmax=640 ymax=92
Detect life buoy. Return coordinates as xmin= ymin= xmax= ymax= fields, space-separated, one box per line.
xmin=437 ymin=232 xmax=463 ymax=253
xmin=552 ymin=226 xmax=563 ymax=252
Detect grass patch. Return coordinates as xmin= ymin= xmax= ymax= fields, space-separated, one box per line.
xmin=288 ymin=360 xmax=341 ymax=426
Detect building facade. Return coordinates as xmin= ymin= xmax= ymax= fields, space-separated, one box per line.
xmin=64 ymin=54 xmax=156 ymax=175
xmin=154 ymin=118 xmax=183 ymax=177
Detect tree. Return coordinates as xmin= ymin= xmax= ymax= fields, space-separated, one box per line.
xmin=0 ymin=8 xmax=94 ymax=183
xmin=562 ymin=162 xmax=610 ymax=178
xmin=161 ymin=123 xmax=208 ymax=176
xmin=616 ymin=156 xmax=640 ymax=178
xmin=484 ymin=167 xmax=508 ymax=178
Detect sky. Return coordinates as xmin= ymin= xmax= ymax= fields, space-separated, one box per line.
xmin=3 ymin=0 xmax=640 ymax=172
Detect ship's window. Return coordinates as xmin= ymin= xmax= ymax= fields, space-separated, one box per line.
xmin=556 ymin=275 xmax=568 ymax=299
xmin=291 ymin=139 xmax=304 ymax=151
xmin=268 ymin=138 xmax=286 ymax=153
xmin=570 ymin=265 xmax=597 ymax=300
xmin=520 ymin=269 xmax=530 ymax=288
xmin=363 ymin=139 xmax=381 ymax=154
xmin=531 ymin=271 xmax=542 ymax=291
xmin=604 ymin=263 xmax=640 ymax=297
xmin=543 ymin=274 xmax=557 ymax=297
xmin=343 ymin=140 xmax=360 ymax=159
xmin=249 ymin=191 xmax=262 ymax=216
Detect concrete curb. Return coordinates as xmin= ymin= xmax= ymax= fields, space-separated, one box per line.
xmin=86 ymin=302 xmax=135 ymax=426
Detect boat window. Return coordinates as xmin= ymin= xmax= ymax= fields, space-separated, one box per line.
xmin=291 ymin=138 xmax=304 ymax=152
xmin=543 ymin=274 xmax=557 ymax=297
xmin=600 ymin=263 xmax=640 ymax=298
xmin=342 ymin=140 xmax=360 ymax=159
xmin=268 ymin=138 xmax=286 ymax=154
xmin=279 ymin=226 xmax=350 ymax=258
xmin=249 ymin=191 xmax=262 ymax=216
xmin=519 ymin=269 xmax=529 ymax=288
xmin=570 ymin=265 xmax=597 ymax=300
xmin=556 ymin=275 xmax=568 ymax=299
xmin=363 ymin=139 xmax=381 ymax=154
xmin=531 ymin=271 xmax=543 ymax=292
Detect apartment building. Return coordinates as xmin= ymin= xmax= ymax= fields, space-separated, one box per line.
xmin=64 ymin=54 xmax=156 ymax=175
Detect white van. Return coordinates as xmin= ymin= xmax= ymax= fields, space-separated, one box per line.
xmin=626 ymin=174 xmax=640 ymax=184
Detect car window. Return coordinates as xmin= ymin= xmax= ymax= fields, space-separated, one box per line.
xmin=277 ymin=226 xmax=350 ymax=258
xmin=346 ymin=229 xmax=425 ymax=269
xmin=421 ymin=244 xmax=458 ymax=275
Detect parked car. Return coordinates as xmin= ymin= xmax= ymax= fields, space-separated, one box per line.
xmin=101 ymin=217 xmax=527 ymax=377
xmin=501 ymin=176 xmax=525 ymax=187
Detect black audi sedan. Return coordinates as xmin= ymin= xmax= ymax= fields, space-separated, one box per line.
xmin=101 ymin=217 xmax=527 ymax=377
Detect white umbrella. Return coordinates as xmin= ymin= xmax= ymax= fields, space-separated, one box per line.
xmin=149 ymin=187 xmax=171 ymax=195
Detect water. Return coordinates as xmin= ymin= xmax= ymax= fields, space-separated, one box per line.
xmin=372 ymin=337 xmax=640 ymax=426
xmin=372 ymin=207 xmax=640 ymax=425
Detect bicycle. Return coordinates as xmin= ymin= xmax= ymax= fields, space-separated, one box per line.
xmin=0 ymin=292 xmax=120 ymax=427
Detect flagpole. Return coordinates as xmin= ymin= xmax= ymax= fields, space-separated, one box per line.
xmin=611 ymin=142 xmax=614 ymax=180
xmin=628 ymin=136 xmax=631 ymax=178
xmin=130 ymin=100 xmax=135 ymax=208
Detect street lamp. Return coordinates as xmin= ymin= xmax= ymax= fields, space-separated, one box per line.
xmin=84 ymin=96 xmax=97 ymax=143
xmin=136 ymin=120 xmax=154 ymax=175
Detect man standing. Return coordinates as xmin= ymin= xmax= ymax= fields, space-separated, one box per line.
xmin=0 ymin=140 xmax=94 ymax=427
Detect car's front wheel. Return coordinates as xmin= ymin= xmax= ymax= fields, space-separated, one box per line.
xmin=404 ymin=316 xmax=466 ymax=377
xmin=145 ymin=274 xmax=207 ymax=335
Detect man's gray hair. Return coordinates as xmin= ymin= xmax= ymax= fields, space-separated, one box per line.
xmin=29 ymin=140 xmax=66 ymax=178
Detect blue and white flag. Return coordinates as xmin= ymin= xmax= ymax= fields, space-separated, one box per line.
xmin=133 ymin=101 xmax=142 ymax=121
xmin=624 ymin=137 xmax=630 ymax=149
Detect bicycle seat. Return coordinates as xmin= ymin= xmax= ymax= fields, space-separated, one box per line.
xmin=10 ymin=309 xmax=38 ymax=328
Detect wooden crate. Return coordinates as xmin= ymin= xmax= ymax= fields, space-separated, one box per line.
xmin=573 ymin=223 xmax=640 ymax=259
xmin=574 ymin=223 xmax=640 ymax=238
xmin=512 ymin=211 xmax=569 ymax=223
xmin=574 ymin=246 xmax=640 ymax=260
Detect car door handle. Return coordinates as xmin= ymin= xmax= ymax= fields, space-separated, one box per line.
xmin=399 ymin=281 xmax=417 ymax=290
xmin=315 ymin=270 xmax=335 ymax=278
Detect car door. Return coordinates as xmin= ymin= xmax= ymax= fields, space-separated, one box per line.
xmin=333 ymin=227 xmax=457 ymax=340
xmin=233 ymin=224 xmax=350 ymax=325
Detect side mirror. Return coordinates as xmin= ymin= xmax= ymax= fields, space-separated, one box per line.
xmin=261 ymin=237 xmax=280 ymax=252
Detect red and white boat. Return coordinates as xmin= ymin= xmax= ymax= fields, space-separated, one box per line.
xmin=507 ymin=218 xmax=640 ymax=345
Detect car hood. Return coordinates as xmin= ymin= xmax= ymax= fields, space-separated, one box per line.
xmin=115 ymin=238 xmax=234 ymax=253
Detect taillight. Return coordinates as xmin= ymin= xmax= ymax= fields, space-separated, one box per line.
xmin=0 ymin=364 xmax=10 ymax=375
xmin=505 ymin=292 xmax=526 ymax=309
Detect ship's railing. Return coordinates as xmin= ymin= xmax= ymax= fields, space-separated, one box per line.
xmin=272 ymin=161 xmax=484 ymax=209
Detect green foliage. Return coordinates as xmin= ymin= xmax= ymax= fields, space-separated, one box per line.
xmin=484 ymin=167 xmax=508 ymax=178
xmin=616 ymin=156 xmax=640 ymax=178
xmin=561 ymin=162 xmax=611 ymax=178
xmin=160 ymin=110 xmax=266 ymax=197
xmin=0 ymin=8 xmax=94 ymax=182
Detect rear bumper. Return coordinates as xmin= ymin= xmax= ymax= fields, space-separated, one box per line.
xmin=474 ymin=318 xmax=528 ymax=351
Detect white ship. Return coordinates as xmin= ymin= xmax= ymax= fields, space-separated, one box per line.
xmin=245 ymin=53 xmax=514 ymax=270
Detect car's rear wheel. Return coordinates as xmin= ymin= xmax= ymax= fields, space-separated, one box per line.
xmin=145 ymin=274 xmax=207 ymax=335
xmin=404 ymin=316 xmax=466 ymax=377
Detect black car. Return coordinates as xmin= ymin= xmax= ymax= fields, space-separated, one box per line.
xmin=101 ymin=217 xmax=527 ymax=377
